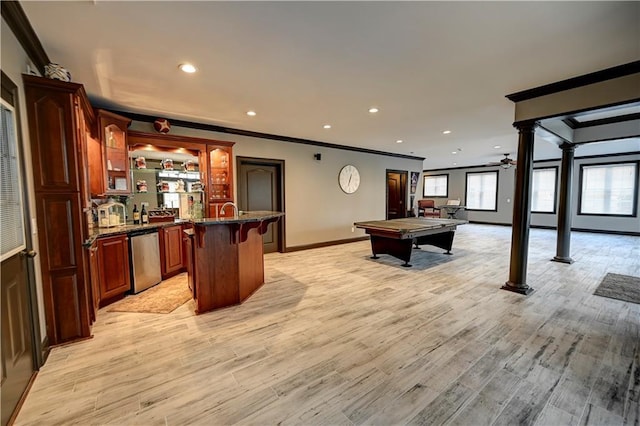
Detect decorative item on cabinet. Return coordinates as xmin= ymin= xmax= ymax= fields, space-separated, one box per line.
xmin=183 ymin=160 xmax=195 ymax=171
xmin=135 ymin=156 xmax=146 ymax=169
xmin=161 ymin=158 xmax=174 ymax=170
xmin=44 ymin=63 xmax=71 ymax=82
xmin=136 ymin=180 xmax=148 ymax=193
xmin=97 ymin=200 xmax=126 ymax=228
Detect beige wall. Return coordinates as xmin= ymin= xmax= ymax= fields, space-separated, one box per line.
xmin=2 ymin=17 xmax=47 ymax=339
xmin=129 ymin=121 xmax=424 ymax=247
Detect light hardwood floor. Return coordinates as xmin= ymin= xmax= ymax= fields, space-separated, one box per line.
xmin=14 ymin=224 xmax=640 ymax=425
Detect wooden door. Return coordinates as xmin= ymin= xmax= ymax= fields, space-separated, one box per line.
xmin=237 ymin=158 xmax=284 ymax=253
xmin=1 ymin=77 xmax=39 ymax=426
xmin=386 ymin=170 xmax=408 ymax=219
xmin=1 ymin=254 xmax=34 ymax=426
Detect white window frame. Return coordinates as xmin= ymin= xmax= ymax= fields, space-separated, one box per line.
xmin=465 ymin=171 xmax=498 ymax=211
xmin=423 ymin=174 xmax=448 ymax=198
xmin=1 ymin=98 xmax=27 ymax=261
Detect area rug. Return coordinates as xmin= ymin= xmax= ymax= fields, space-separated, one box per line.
xmin=593 ymin=273 xmax=640 ymax=305
xmin=107 ymin=273 xmax=192 ymax=314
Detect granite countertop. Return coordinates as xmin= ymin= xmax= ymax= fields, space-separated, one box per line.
xmin=190 ymin=210 xmax=284 ymax=226
xmin=84 ymin=219 xmax=190 ymax=246
xmin=85 ymin=211 xmax=284 ymax=246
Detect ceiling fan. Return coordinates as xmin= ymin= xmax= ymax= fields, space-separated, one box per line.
xmin=489 ymin=153 xmax=517 ymax=169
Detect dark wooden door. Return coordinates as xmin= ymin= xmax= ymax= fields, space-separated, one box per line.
xmin=237 ymin=158 xmax=284 ymax=253
xmin=387 ymin=170 xmax=408 ymax=219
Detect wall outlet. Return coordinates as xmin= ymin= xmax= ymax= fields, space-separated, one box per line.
xmin=507 ymin=198 xmax=511 ymax=203
xmin=351 ymin=226 xmax=355 ymax=233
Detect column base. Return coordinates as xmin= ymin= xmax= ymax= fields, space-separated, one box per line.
xmin=501 ymin=282 xmax=534 ymax=295
xmin=551 ymin=256 xmax=574 ymax=264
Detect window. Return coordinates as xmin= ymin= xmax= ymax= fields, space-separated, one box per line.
xmin=423 ymin=174 xmax=448 ymax=197
xmin=465 ymin=171 xmax=498 ymax=211
xmin=579 ymin=162 xmax=638 ymax=216
xmin=1 ymin=99 xmax=26 ymax=261
xmin=532 ymin=167 xmax=557 ymax=213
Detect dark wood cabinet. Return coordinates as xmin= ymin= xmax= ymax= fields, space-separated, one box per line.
xmin=24 ymin=74 xmax=94 ymax=345
xmin=207 ymin=143 xmax=235 ymax=218
xmin=97 ymin=110 xmax=132 ymax=195
xmin=183 ymin=227 xmax=196 ymax=298
xmin=97 ymin=235 xmax=131 ymax=304
xmin=87 ymin=241 xmax=100 ymax=322
xmin=159 ymin=224 xmax=184 ymax=279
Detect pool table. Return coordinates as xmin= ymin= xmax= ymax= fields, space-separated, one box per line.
xmin=354 ymin=218 xmax=467 ymax=267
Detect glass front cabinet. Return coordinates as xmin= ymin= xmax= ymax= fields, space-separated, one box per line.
xmin=97 ymin=110 xmax=132 ymax=195
xmin=207 ymin=142 xmax=235 ymax=217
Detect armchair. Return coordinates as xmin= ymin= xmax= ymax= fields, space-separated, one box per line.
xmin=417 ymin=199 xmax=441 ymax=218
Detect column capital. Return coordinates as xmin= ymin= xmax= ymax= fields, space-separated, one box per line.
xmin=512 ymin=120 xmax=539 ymax=133
xmin=559 ymin=142 xmax=576 ymax=152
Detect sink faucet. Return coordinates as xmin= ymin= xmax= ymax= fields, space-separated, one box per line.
xmin=218 ymin=202 xmax=238 ymax=219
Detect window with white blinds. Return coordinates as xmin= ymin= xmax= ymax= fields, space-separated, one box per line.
xmin=532 ymin=167 xmax=557 ymax=213
xmin=1 ymin=100 xmax=26 ymax=261
xmin=465 ymin=171 xmax=498 ymax=211
xmin=579 ymin=162 xmax=637 ymax=216
xmin=423 ymin=174 xmax=448 ymax=197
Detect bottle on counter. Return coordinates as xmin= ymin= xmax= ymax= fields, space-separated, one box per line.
xmin=133 ymin=204 xmax=140 ymax=225
xmin=141 ymin=204 xmax=148 ymax=224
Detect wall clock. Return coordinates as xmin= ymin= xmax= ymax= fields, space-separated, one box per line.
xmin=339 ymin=164 xmax=360 ymax=194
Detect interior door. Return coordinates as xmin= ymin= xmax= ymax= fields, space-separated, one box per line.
xmin=1 ymin=79 xmax=38 ymax=426
xmin=386 ymin=170 xmax=408 ymax=219
xmin=237 ymin=158 xmax=284 ymax=253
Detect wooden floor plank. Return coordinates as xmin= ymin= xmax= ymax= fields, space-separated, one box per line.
xmin=12 ymin=224 xmax=640 ymax=426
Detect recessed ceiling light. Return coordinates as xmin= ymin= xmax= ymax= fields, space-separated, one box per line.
xmin=396 ymin=140 xmax=403 ymax=144
xmin=368 ymin=107 xmax=379 ymax=113
xmin=443 ymin=130 xmax=451 ymax=134
xmin=453 ymin=162 xmax=457 ymax=165
xmin=323 ymin=124 xmax=331 ymax=129
xmin=246 ymin=111 xmax=257 ymax=116
xmin=451 ymin=151 xmax=457 ymax=155
xmin=179 ymin=63 xmax=197 ymax=73
xmin=494 ymin=145 xmax=501 ymax=149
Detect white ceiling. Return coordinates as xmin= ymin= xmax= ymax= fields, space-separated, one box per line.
xmin=21 ymin=1 xmax=640 ymax=169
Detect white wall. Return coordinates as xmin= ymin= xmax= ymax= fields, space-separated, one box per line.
xmin=424 ymin=152 xmax=640 ymax=234
xmin=129 ymin=121 xmax=424 ymax=247
xmin=1 ymin=18 xmax=47 ymax=339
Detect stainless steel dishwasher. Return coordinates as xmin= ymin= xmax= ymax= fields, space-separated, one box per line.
xmin=129 ymin=228 xmax=162 ymax=293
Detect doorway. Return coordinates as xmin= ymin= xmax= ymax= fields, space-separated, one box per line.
xmin=236 ymin=157 xmax=285 ymax=253
xmin=1 ymin=72 xmax=40 ymax=426
xmin=386 ymin=169 xmax=408 ymax=219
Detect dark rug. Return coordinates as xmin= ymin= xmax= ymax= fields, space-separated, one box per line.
xmin=593 ymin=273 xmax=640 ymax=305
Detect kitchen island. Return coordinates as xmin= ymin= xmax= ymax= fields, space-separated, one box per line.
xmin=186 ymin=211 xmax=284 ymax=314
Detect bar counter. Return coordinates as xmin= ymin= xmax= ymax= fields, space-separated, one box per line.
xmin=187 ymin=211 xmax=284 ymax=314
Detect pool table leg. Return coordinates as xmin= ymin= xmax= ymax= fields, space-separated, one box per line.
xmin=414 ymin=230 xmax=456 ymax=255
xmin=369 ymin=235 xmax=414 ymax=266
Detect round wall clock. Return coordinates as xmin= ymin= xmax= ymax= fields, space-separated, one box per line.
xmin=339 ymin=164 xmax=360 ymax=194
